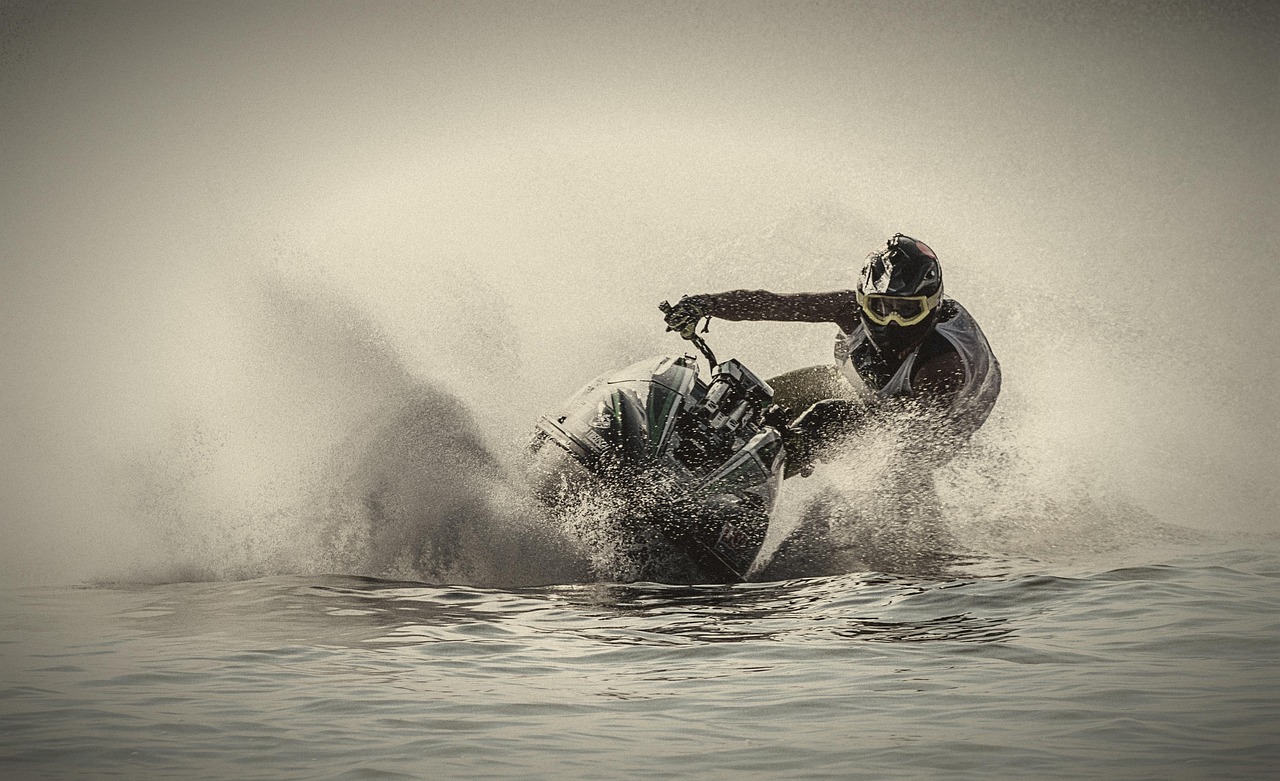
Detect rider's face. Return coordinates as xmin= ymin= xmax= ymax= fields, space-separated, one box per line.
xmin=862 ymin=313 xmax=932 ymax=357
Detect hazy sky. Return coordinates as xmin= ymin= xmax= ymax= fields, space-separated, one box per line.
xmin=2 ymin=1 xmax=1276 ymax=583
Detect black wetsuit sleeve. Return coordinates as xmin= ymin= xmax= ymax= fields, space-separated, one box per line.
xmin=705 ymin=290 xmax=859 ymax=329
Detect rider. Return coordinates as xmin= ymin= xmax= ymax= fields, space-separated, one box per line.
xmin=662 ymin=233 xmax=1000 ymax=474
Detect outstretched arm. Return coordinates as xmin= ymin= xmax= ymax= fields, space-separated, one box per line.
xmin=663 ymin=289 xmax=860 ymax=338
xmin=703 ymin=289 xmax=857 ymax=324
xmin=664 ymin=289 xmax=857 ymax=332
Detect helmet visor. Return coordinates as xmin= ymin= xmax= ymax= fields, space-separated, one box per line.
xmin=858 ymin=292 xmax=939 ymax=327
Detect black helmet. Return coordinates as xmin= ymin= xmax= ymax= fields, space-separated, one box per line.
xmin=856 ymin=234 xmax=944 ymax=350
xmin=858 ymin=233 xmax=943 ymax=300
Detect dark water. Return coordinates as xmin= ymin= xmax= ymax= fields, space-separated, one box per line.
xmin=4 ymin=542 xmax=1278 ymax=780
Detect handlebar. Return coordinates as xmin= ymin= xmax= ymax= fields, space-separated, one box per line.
xmin=659 ymin=300 xmax=718 ymax=369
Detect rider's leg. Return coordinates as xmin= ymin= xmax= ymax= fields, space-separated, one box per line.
xmin=765 ymin=365 xmax=857 ymax=421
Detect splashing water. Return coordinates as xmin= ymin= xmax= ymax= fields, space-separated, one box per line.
xmin=5 ymin=224 xmax=1269 ymax=589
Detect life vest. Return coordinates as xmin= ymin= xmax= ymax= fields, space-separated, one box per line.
xmin=833 ymin=298 xmax=1001 ymax=438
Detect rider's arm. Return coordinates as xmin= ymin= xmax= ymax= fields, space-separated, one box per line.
xmin=704 ymin=290 xmax=858 ymax=326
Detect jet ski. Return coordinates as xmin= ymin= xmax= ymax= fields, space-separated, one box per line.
xmin=527 ymin=305 xmax=788 ymax=583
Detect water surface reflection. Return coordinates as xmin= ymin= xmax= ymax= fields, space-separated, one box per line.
xmin=107 ymin=572 xmax=1017 ymax=650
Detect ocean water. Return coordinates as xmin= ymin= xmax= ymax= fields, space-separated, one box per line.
xmin=3 ymin=541 xmax=1278 ymax=780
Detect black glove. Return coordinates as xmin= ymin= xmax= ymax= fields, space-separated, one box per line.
xmin=661 ymin=295 xmax=712 ymax=339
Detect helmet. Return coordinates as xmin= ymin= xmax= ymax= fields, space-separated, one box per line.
xmin=856 ymin=234 xmax=943 ymax=349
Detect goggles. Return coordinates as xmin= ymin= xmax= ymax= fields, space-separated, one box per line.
xmin=857 ymin=290 xmax=941 ymax=327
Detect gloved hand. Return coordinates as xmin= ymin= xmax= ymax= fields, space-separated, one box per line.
xmin=661 ymin=295 xmax=712 ymax=339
